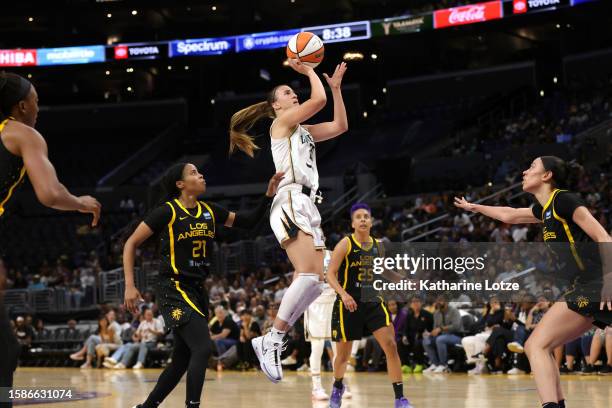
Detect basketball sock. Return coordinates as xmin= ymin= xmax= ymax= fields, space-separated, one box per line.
xmin=310 ymin=339 xmax=325 ymax=375
xmin=542 ymin=403 xmax=559 ymax=408
xmin=392 ymin=382 xmax=404 ymax=399
xmin=333 ymin=378 xmax=344 ymax=389
xmin=270 ymin=328 xmax=286 ymax=344
xmin=558 ymin=400 xmax=565 ymax=408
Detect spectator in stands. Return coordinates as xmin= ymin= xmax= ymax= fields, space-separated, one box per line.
xmin=124 ymin=308 xmax=164 ymax=370
xmin=27 ymin=275 xmax=46 ymax=290
xmin=70 ymin=315 xmax=118 ymax=368
xmin=561 ymin=330 xmax=593 ymax=374
xmin=14 ymin=316 xmax=34 ymax=357
xmin=402 ymin=296 xmax=433 ymax=374
xmin=461 ymin=296 xmax=504 ymax=374
xmin=581 ymin=327 xmax=611 ymax=374
xmin=210 ymin=306 xmax=240 ymax=357
xmin=253 ymin=305 xmax=267 ymax=330
xmin=422 ymin=295 xmax=462 ymax=373
xmin=33 ymin=319 xmax=47 ymax=339
xmin=139 ymin=291 xmax=155 ymax=313
xmin=95 ymin=309 xmax=122 ymax=362
xmin=236 ymin=309 xmax=261 ymax=370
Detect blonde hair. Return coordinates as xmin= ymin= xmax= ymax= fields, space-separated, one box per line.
xmin=228 ymin=85 xmax=284 ymax=157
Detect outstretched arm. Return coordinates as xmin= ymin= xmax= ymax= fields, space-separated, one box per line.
xmin=454 ymin=196 xmax=539 ymax=224
xmin=224 ymin=172 xmax=284 ymax=228
xmin=17 ymin=124 xmax=101 ymax=226
xmin=304 ymin=62 xmax=349 ymax=142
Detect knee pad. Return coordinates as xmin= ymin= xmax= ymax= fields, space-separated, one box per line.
xmin=277 ymin=273 xmax=322 ymax=323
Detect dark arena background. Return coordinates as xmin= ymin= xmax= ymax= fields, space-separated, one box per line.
xmin=0 ymin=1 xmax=611 ymax=407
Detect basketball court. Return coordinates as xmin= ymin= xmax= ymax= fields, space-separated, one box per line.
xmin=11 ymin=368 xmax=612 ymax=407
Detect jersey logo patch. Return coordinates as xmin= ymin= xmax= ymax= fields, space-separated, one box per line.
xmin=203 ymin=212 xmax=212 ymax=220
xmin=171 ymin=308 xmax=184 ymax=320
xmin=575 ymin=296 xmax=589 ymax=309
xmin=545 ymin=210 xmax=552 ymax=220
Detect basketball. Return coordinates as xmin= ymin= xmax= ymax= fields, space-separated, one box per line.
xmin=286 ymin=32 xmax=325 ymax=68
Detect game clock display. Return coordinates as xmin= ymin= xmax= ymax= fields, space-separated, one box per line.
xmin=302 ymin=21 xmax=371 ymax=43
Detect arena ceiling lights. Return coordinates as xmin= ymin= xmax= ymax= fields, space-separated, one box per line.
xmin=0 ymin=0 xmax=599 ymax=67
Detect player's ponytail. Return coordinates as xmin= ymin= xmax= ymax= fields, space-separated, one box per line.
xmin=159 ymin=162 xmax=188 ymax=204
xmin=228 ymin=85 xmax=282 ymax=157
xmin=540 ymin=156 xmax=582 ymax=189
xmin=0 ymin=72 xmax=32 ymax=122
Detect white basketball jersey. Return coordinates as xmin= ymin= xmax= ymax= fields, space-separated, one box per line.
xmin=271 ymin=121 xmax=319 ymax=191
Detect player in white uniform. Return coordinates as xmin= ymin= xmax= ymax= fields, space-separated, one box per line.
xmin=228 ymin=59 xmax=348 ymax=383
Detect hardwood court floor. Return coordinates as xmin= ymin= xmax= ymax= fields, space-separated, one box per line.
xmin=11 ymin=367 xmax=612 ymax=407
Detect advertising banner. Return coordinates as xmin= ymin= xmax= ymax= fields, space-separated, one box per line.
xmin=169 ymin=37 xmax=234 ymax=57
xmin=371 ymin=14 xmax=434 ymax=36
xmin=236 ymin=29 xmax=300 ymax=53
xmin=0 ymin=49 xmax=37 ymax=67
xmin=37 ymin=46 xmax=105 ymax=66
xmin=434 ymin=1 xmax=503 ymax=29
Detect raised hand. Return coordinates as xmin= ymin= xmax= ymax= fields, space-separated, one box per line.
xmin=323 ymin=62 xmax=347 ymax=89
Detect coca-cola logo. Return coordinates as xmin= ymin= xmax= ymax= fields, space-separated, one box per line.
xmin=449 ymin=5 xmax=485 ymax=24
xmin=514 ymin=0 xmax=527 ymax=13
xmin=434 ymin=1 xmax=503 ymax=29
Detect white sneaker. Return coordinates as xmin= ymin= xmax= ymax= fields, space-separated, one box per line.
xmin=104 ymin=357 xmax=117 ymax=365
xmin=507 ymin=342 xmax=524 ymax=354
xmin=343 ymin=384 xmax=352 ymax=399
xmin=252 ymin=334 xmax=284 ymax=383
xmin=311 ymin=387 xmax=329 ymax=401
xmin=133 ymin=362 xmax=144 ymax=370
xmin=468 ymin=362 xmax=486 ymax=375
xmin=297 ymin=364 xmax=309 ymax=372
xmin=423 ymin=364 xmax=438 ymax=373
xmin=281 ymin=355 xmax=297 ymax=366
xmin=112 ymin=363 xmax=126 ymax=369
xmin=433 ymin=365 xmax=449 ymax=373
xmin=507 ymin=367 xmax=525 ymax=375
xmin=102 ymin=360 xmax=116 ymax=369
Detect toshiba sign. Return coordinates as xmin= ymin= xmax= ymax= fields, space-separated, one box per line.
xmin=434 ymin=1 xmax=503 ymax=29
xmin=0 ymin=49 xmax=37 ymax=67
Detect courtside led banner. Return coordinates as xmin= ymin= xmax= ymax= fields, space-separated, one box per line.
xmin=112 ymin=43 xmax=169 ymax=60
xmin=371 ymin=15 xmax=434 ymax=36
xmin=0 ymin=49 xmax=37 ymax=67
xmin=169 ymin=38 xmax=234 ymax=57
xmin=512 ymin=0 xmax=569 ymax=14
xmin=571 ymin=0 xmax=597 ymax=5
xmin=236 ymin=29 xmax=300 ymax=53
xmin=37 ymin=46 xmax=105 ymax=66
xmin=434 ymin=1 xmax=503 ymax=29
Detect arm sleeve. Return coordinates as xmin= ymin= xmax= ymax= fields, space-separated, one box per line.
xmin=232 ymin=195 xmax=273 ymax=229
xmin=143 ymin=205 xmax=173 ymax=234
xmin=531 ymin=203 xmax=543 ymax=220
xmin=554 ymin=192 xmax=585 ymax=220
xmin=205 ymin=202 xmax=230 ymax=226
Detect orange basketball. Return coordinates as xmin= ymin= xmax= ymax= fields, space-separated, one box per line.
xmin=286 ymin=32 xmax=324 ymax=68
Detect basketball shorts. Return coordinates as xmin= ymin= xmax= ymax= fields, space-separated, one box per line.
xmin=304 ymin=285 xmax=336 ymax=340
xmin=564 ymin=279 xmax=612 ymax=329
xmin=270 ymin=185 xmax=325 ymax=249
xmin=331 ymin=296 xmax=391 ymax=342
xmin=154 ymin=277 xmax=209 ymax=330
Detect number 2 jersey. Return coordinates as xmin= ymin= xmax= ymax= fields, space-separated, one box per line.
xmin=144 ymin=199 xmax=229 ymax=280
xmin=337 ymin=234 xmax=384 ymax=301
